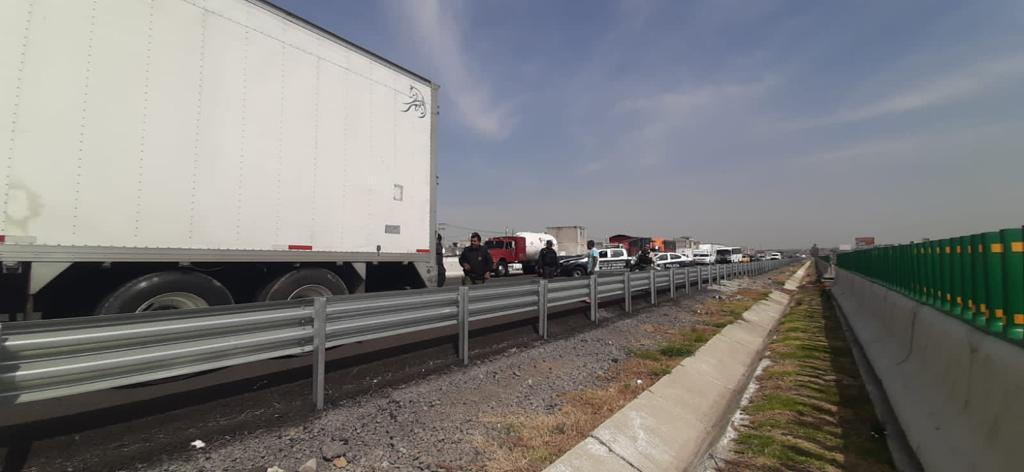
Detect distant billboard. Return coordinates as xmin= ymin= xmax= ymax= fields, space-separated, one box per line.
xmin=855 ymin=237 xmax=876 ymax=249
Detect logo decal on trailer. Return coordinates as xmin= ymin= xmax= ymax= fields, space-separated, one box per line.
xmin=401 ymin=86 xmax=426 ymax=118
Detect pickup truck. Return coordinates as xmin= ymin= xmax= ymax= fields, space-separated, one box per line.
xmin=559 ymin=247 xmax=633 ymax=276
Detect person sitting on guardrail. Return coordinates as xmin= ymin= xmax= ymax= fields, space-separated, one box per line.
xmin=460 ymin=232 xmax=493 ymax=285
xmin=539 ymin=240 xmax=559 ymax=279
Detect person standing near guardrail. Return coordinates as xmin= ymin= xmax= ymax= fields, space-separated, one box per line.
xmin=584 ymin=240 xmax=600 ymax=304
xmin=587 ymin=240 xmax=599 ymax=275
xmin=460 ymin=232 xmax=493 ymax=285
xmin=436 ymin=232 xmax=446 ymax=287
xmin=538 ymin=239 xmax=559 ymax=279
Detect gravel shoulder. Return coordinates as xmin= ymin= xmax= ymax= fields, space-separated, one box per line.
xmin=16 ymin=267 xmax=795 ymax=472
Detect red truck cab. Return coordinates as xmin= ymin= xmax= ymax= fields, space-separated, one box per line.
xmin=485 ymin=236 xmax=527 ymax=277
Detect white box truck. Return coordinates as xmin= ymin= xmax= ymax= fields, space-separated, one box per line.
xmin=0 ymin=0 xmax=438 ymax=318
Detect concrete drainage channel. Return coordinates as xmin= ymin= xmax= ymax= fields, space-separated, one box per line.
xmin=546 ymin=261 xmax=811 ymax=472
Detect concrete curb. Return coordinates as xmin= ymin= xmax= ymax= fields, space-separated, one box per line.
xmin=545 ymin=261 xmax=811 ymax=472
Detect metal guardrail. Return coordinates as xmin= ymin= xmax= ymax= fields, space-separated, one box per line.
xmin=0 ymin=260 xmax=788 ymax=409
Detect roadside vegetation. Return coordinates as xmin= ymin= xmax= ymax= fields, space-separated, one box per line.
xmin=477 ymin=269 xmax=791 ymax=472
xmin=724 ymin=284 xmax=894 ymax=471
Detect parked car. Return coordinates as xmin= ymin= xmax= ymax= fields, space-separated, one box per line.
xmin=559 ymin=247 xmax=633 ymax=276
xmin=741 ymin=254 xmax=752 ymax=263
xmin=653 ymin=252 xmax=691 ymax=269
xmin=768 ymin=252 xmax=782 ymax=260
xmin=756 ymin=253 xmax=768 ymax=261
xmin=692 ymin=250 xmax=714 ymax=265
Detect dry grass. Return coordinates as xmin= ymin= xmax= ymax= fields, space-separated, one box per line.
xmin=476 ymin=277 xmax=785 ymax=472
xmin=769 ymin=269 xmax=792 ymax=286
xmin=725 ymin=284 xmax=894 ymax=472
xmin=476 ymin=357 xmax=669 ymax=470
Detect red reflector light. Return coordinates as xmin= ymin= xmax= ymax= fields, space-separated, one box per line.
xmin=0 ymin=235 xmax=5 ymax=244
xmin=416 ymin=249 xmax=431 ymax=253
xmin=288 ymin=244 xmax=313 ymax=251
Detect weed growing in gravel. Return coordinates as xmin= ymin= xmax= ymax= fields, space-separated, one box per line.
xmin=726 ymin=285 xmax=895 ymax=471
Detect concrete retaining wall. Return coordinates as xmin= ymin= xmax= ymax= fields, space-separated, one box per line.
xmin=828 ymin=265 xmax=1024 ymax=472
xmin=546 ymin=261 xmax=811 ymax=472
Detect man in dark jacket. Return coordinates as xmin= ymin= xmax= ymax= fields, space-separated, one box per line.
xmin=459 ymin=232 xmax=493 ymax=285
xmin=436 ymin=233 xmax=446 ymax=287
xmin=538 ymin=239 xmax=559 ymax=279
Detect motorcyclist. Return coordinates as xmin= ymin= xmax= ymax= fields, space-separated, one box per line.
xmin=634 ymin=246 xmax=655 ymax=271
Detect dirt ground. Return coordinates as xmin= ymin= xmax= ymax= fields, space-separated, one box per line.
xmin=12 ymin=267 xmax=794 ymax=472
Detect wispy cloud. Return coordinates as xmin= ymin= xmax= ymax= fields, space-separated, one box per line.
xmin=787 ymin=54 xmax=1024 ymax=129
xmin=394 ymin=0 xmax=516 ymax=140
xmin=790 ymin=119 xmax=1024 ymax=166
xmin=615 ymin=79 xmax=776 ymax=115
xmin=577 ymin=78 xmax=777 ymax=174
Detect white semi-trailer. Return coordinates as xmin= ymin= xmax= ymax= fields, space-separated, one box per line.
xmin=0 ymin=0 xmax=438 ymax=318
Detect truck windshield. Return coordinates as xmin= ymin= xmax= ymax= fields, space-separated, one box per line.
xmin=484 ymin=241 xmax=505 ymax=249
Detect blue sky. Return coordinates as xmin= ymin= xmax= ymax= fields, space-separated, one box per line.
xmin=277 ymin=0 xmax=1024 ymax=249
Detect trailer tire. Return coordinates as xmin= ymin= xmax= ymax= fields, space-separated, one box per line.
xmin=258 ymin=267 xmax=348 ymax=301
xmin=97 ymin=271 xmax=234 ymax=315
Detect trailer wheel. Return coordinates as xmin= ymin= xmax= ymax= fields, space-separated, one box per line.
xmin=258 ymin=268 xmax=348 ymax=301
xmin=97 ymin=271 xmax=234 ymax=315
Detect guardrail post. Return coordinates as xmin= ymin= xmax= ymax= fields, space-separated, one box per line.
xmin=538 ymin=279 xmax=548 ymax=339
xmin=984 ymin=231 xmax=1006 ymax=334
xmin=649 ymin=270 xmax=657 ymax=305
xmin=623 ymin=271 xmax=632 ymax=313
xmin=669 ymin=268 xmax=676 ymax=299
xmin=312 ymin=297 xmax=327 ymax=410
xmin=1003 ymin=228 xmax=1024 ymax=341
xmin=972 ymin=233 xmax=988 ymax=329
xmin=589 ymin=275 xmax=599 ymax=324
xmin=684 ymin=267 xmax=690 ymax=294
xmin=458 ymin=286 xmax=470 ymax=365
xmin=697 ymin=266 xmax=703 ymax=290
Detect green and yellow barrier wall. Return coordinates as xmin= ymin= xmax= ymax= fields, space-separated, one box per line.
xmin=836 ymin=227 xmax=1024 ymax=343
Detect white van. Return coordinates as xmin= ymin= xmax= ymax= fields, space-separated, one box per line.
xmin=692 ymin=250 xmax=714 ymax=265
